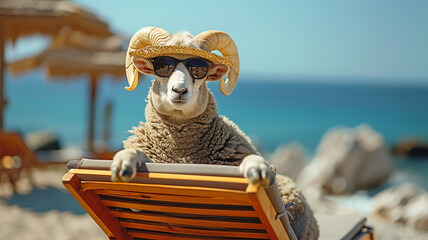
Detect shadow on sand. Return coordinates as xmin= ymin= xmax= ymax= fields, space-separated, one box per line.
xmin=4 ymin=187 xmax=86 ymax=214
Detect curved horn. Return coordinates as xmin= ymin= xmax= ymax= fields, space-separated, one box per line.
xmin=125 ymin=27 xmax=172 ymax=91
xmin=194 ymin=31 xmax=239 ymax=95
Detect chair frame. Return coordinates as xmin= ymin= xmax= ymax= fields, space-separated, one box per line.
xmin=0 ymin=132 xmax=39 ymax=190
xmin=63 ymin=168 xmax=292 ymax=240
xmin=357 ymin=227 xmax=374 ymax=240
xmin=1 ymin=131 xmax=66 ymax=191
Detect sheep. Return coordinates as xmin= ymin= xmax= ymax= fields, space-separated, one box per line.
xmin=111 ymin=27 xmax=319 ymax=239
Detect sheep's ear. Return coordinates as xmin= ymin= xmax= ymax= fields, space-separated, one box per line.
xmin=132 ymin=57 xmax=155 ymax=75
xmin=206 ymin=64 xmax=229 ymax=81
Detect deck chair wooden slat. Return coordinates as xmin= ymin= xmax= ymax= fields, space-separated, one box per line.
xmin=110 ymin=209 xmax=266 ymax=230
xmin=101 ymin=198 xmax=258 ymax=217
xmin=80 ymin=180 xmax=252 ymax=202
xmin=100 ymin=194 xmax=253 ymax=210
xmin=127 ymin=228 xmax=269 ymax=240
xmin=73 ymin=170 xmax=249 ymax=186
xmin=120 ymin=220 xmax=269 ymax=239
xmin=95 ymin=189 xmax=252 ymax=206
xmin=73 ymin=169 xmax=249 ymax=191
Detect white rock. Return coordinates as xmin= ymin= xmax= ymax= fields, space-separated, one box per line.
xmin=297 ymin=124 xmax=393 ymax=194
xmin=404 ymin=194 xmax=428 ymax=232
xmin=268 ymin=142 xmax=307 ymax=180
xmin=372 ymin=182 xmax=423 ymax=221
xmin=372 ymin=182 xmax=428 ymax=232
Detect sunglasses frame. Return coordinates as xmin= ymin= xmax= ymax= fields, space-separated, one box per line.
xmin=151 ymin=56 xmax=212 ymax=79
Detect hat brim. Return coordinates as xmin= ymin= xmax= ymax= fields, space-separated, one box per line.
xmin=129 ymin=45 xmax=233 ymax=67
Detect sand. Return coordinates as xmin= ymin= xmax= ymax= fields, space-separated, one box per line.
xmin=1 ymin=167 xmax=427 ymax=240
xmin=0 ymin=203 xmax=105 ymax=240
xmin=0 ymin=167 xmax=105 ymax=240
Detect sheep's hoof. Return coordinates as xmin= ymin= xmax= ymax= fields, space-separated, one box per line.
xmin=120 ymin=167 xmax=134 ymax=178
xmin=115 ymin=166 xmax=134 ymax=182
xmin=111 ymin=164 xmax=136 ymax=182
xmin=247 ymin=168 xmax=273 ymax=187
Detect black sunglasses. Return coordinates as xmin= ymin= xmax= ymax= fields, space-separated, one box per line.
xmin=151 ymin=56 xmax=211 ymax=79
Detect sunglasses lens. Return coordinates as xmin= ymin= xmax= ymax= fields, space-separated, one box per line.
xmin=153 ymin=57 xmax=176 ymax=77
xmin=186 ymin=59 xmax=209 ymax=79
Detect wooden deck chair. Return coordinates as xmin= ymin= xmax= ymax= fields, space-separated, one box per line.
xmin=0 ymin=131 xmax=68 ymax=191
xmin=0 ymin=132 xmax=40 ymax=168
xmin=63 ymin=159 xmax=374 ymax=240
xmin=0 ymin=131 xmax=41 ymax=190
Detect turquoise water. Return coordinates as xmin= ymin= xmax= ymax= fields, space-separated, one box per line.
xmin=4 ymin=71 xmax=428 ymax=191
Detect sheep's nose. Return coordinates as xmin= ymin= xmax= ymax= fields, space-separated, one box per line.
xmin=172 ymin=87 xmax=188 ymax=96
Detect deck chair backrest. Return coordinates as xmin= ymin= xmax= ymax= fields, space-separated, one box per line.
xmin=63 ymin=159 xmax=296 ymax=240
xmin=0 ymin=132 xmax=39 ymax=168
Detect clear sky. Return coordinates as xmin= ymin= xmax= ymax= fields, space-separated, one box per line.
xmin=6 ymin=0 xmax=428 ymax=82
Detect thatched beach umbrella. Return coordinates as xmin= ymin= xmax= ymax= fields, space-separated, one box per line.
xmin=0 ymin=0 xmax=111 ymax=130
xmin=9 ymin=30 xmax=126 ymax=152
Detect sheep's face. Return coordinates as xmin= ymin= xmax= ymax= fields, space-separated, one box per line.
xmin=132 ymin=54 xmax=229 ymax=119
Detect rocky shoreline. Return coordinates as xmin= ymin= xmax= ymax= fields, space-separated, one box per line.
xmin=270 ymin=124 xmax=428 ymax=237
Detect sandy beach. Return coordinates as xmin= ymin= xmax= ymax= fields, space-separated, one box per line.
xmin=0 ymin=203 xmax=105 ymax=240
xmin=0 ymin=167 xmax=426 ymax=240
xmin=0 ymin=167 xmax=105 ymax=240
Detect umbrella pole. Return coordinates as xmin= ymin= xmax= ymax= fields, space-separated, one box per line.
xmin=88 ymin=75 xmax=98 ymax=152
xmin=0 ymin=37 xmax=5 ymax=131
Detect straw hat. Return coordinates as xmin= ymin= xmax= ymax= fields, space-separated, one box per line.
xmin=125 ymin=27 xmax=240 ymax=95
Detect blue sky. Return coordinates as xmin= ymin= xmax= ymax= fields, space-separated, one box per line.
xmin=6 ymin=0 xmax=428 ymax=82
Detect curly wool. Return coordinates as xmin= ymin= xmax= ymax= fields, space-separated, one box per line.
xmin=124 ymin=90 xmax=258 ymax=165
xmin=124 ymin=88 xmax=319 ymax=239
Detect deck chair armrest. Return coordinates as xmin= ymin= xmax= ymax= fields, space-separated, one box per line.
xmin=68 ymin=158 xmax=243 ymax=177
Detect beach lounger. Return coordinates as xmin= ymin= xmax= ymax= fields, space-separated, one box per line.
xmin=0 ymin=132 xmax=40 ymax=167
xmin=0 ymin=131 xmax=69 ymax=191
xmin=0 ymin=131 xmax=41 ymax=190
xmin=63 ymin=159 xmax=374 ymax=240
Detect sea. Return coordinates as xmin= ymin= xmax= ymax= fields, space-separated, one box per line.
xmin=3 ymin=71 xmax=428 ymax=213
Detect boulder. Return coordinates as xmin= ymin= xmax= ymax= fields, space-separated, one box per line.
xmin=404 ymin=194 xmax=428 ymax=232
xmin=372 ymin=182 xmax=428 ymax=232
xmin=268 ymin=142 xmax=307 ymax=180
xmin=297 ymin=124 xmax=393 ymax=195
xmin=372 ymin=182 xmax=423 ymax=222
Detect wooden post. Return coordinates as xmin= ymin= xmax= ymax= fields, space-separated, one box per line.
xmin=0 ymin=35 xmax=5 ymax=130
xmin=103 ymin=100 xmax=113 ymax=147
xmin=88 ymin=75 xmax=98 ymax=152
